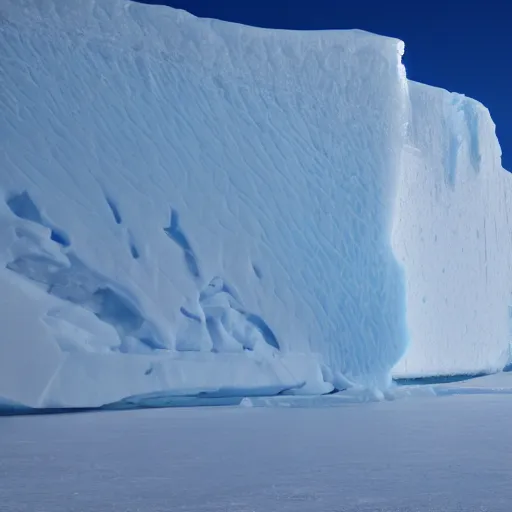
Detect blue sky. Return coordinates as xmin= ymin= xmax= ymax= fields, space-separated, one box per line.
xmin=135 ymin=0 xmax=511 ymax=170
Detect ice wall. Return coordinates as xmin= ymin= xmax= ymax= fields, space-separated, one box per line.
xmin=1 ymin=0 xmax=510 ymax=410
xmin=393 ymin=82 xmax=512 ymax=377
xmin=0 ymin=0 xmax=408 ymax=408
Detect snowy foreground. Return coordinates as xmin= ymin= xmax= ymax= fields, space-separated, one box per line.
xmin=1 ymin=0 xmax=512 ymax=409
xmin=2 ymin=375 xmax=512 ymax=512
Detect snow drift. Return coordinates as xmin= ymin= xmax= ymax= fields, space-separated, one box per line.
xmin=0 ymin=0 xmax=510 ymax=409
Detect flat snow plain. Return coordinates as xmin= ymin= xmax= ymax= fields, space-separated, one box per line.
xmin=2 ymin=373 xmax=512 ymax=512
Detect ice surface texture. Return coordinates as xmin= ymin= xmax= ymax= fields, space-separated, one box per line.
xmin=3 ymin=393 xmax=512 ymax=512
xmin=0 ymin=0 xmax=510 ymax=409
xmin=392 ymin=83 xmax=512 ymax=378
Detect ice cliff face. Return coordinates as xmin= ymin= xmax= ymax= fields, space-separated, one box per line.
xmin=393 ymin=82 xmax=512 ymax=377
xmin=0 ymin=0 xmax=510 ymax=409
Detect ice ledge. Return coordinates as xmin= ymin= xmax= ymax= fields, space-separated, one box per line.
xmin=0 ymin=350 xmax=331 ymax=410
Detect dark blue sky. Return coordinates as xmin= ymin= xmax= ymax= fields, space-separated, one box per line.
xmin=135 ymin=0 xmax=511 ymax=169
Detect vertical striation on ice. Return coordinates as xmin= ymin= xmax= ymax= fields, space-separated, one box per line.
xmin=392 ymin=81 xmax=512 ymax=377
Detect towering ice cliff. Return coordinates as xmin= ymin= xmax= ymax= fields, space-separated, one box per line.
xmin=0 ymin=0 xmax=510 ymax=409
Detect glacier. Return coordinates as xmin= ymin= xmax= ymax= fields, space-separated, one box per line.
xmin=0 ymin=0 xmax=510 ymax=410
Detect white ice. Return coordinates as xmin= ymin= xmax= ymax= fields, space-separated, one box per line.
xmin=393 ymin=81 xmax=512 ymax=378
xmin=0 ymin=0 xmax=511 ymax=409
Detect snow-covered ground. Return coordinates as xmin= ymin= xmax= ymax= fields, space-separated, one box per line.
xmin=1 ymin=374 xmax=512 ymax=512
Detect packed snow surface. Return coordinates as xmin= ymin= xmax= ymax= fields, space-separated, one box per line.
xmin=2 ymin=380 xmax=512 ymax=512
xmin=0 ymin=0 xmax=511 ymax=408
